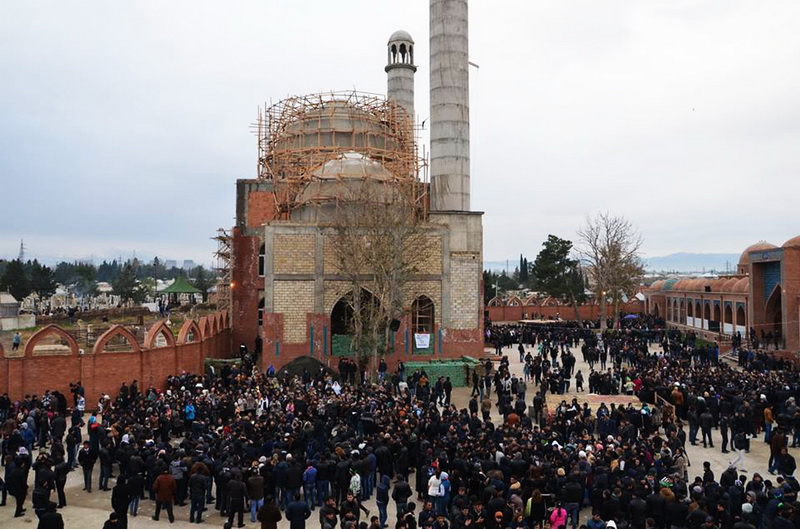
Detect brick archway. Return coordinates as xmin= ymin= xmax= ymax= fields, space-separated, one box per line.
xmin=178 ymin=319 xmax=203 ymax=344
xmin=24 ymin=324 xmax=80 ymax=357
xmin=144 ymin=320 xmax=176 ymax=349
xmin=93 ymin=324 xmax=141 ymax=354
xmin=199 ymin=317 xmax=213 ymax=340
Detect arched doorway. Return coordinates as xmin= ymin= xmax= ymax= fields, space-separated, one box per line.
xmin=687 ymin=302 xmax=694 ymax=318
xmin=765 ymin=286 xmax=782 ymax=346
xmin=736 ymin=305 xmax=746 ymax=328
xmin=330 ymin=289 xmax=382 ymax=356
xmin=653 ymin=303 xmax=660 ymax=318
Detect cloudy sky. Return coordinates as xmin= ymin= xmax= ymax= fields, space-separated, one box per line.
xmin=1 ymin=0 xmax=798 ymax=265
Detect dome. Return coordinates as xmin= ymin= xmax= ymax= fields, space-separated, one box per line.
xmin=673 ymin=280 xmax=689 ymax=290
xmin=292 ymin=153 xmax=401 ymax=222
xmin=649 ymin=280 xmax=665 ymax=291
xmin=739 ymin=241 xmax=777 ymax=265
xmin=298 ymin=152 xmax=396 ymax=204
xmin=782 ymin=235 xmax=800 ymax=249
xmin=710 ymin=278 xmax=728 ymax=292
xmin=720 ymin=278 xmax=740 ymax=293
xmin=389 ymin=30 xmax=414 ymax=44
xmin=733 ymin=277 xmax=749 ymax=293
xmin=312 ymin=152 xmax=394 ymax=181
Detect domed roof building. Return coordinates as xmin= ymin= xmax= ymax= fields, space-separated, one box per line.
xmin=645 ymin=236 xmax=800 ymax=352
xmin=227 ymin=6 xmax=485 ymax=369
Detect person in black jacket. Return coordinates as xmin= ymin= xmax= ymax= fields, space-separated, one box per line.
xmin=78 ymin=441 xmax=96 ymax=493
xmin=286 ymin=492 xmax=312 ymax=529
xmin=32 ymin=478 xmax=54 ymax=519
xmin=8 ymin=454 xmax=30 ymax=517
xmin=227 ymin=472 xmax=248 ymax=528
xmin=111 ymin=476 xmax=131 ymax=529
xmin=36 ymin=502 xmax=64 ymax=529
xmin=393 ymin=475 xmax=413 ymax=517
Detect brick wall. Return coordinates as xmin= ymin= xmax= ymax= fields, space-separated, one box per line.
xmin=414 ymin=235 xmax=443 ymax=274
xmin=487 ymin=301 xmax=645 ymax=323
xmin=246 ymin=191 xmax=277 ymax=228
xmin=273 ymin=281 xmax=315 ymax=343
xmin=274 ymin=234 xmax=315 ymax=274
xmin=450 ymin=252 xmax=481 ymax=329
xmin=231 ymin=229 xmax=261 ymax=350
xmin=0 ymin=312 xmax=232 ymax=405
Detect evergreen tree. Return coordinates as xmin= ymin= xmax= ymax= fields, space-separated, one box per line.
xmin=113 ymin=263 xmax=146 ymax=304
xmin=530 ymin=235 xmax=587 ymax=324
xmin=30 ymin=260 xmax=57 ymax=300
xmin=191 ymin=266 xmax=215 ymax=303
xmin=0 ymin=259 xmax=31 ymax=301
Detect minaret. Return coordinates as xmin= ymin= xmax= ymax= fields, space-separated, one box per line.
xmin=430 ymin=0 xmax=470 ymax=212
xmin=386 ymin=30 xmax=416 ymax=122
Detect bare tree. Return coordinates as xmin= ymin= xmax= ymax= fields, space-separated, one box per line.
xmin=577 ymin=213 xmax=645 ymax=329
xmin=326 ymin=178 xmax=431 ymax=378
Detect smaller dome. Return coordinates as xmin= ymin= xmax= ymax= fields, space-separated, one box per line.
xmin=389 ymin=30 xmax=414 ymax=44
xmin=733 ymin=277 xmax=749 ymax=293
xmin=782 ymin=235 xmax=800 ymax=249
xmin=720 ymin=278 xmax=739 ymax=293
xmin=739 ymin=241 xmax=777 ymax=265
xmin=649 ymin=280 xmax=665 ymax=290
xmin=710 ymin=278 xmax=728 ymax=292
xmin=673 ymin=280 xmax=689 ymax=291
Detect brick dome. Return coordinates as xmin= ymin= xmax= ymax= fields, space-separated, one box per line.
xmin=720 ymin=278 xmax=739 ymax=293
xmin=739 ymin=241 xmax=777 ymax=265
xmin=733 ymin=277 xmax=749 ymax=293
xmin=710 ymin=278 xmax=728 ymax=292
xmin=783 ymin=236 xmax=800 ymax=249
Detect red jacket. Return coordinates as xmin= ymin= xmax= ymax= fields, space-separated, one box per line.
xmin=153 ymin=473 xmax=177 ymax=503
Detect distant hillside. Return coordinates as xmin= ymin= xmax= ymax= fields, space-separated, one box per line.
xmin=643 ymin=253 xmax=740 ymax=273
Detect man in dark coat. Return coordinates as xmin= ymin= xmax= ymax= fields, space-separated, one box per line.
xmin=8 ymin=454 xmax=30 ymax=517
xmin=227 ymin=472 xmax=249 ymax=528
xmin=286 ymin=492 xmax=312 ymax=529
xmin=257 ymin=495 xmax=283 ymax=529
xmin=36 ymin=502 xmax=64 ymax=529
xmin=111 ymin=476 xmax=131 ymax=529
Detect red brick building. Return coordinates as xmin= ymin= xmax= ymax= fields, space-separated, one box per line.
xmin=644 ymin=238 xmax=800 ymax=350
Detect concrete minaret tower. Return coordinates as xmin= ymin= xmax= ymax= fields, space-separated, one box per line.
xmin=386 ymin=30 xmax=416 ymax=122
xmin=430 ymin=0 xmax=470 ymax=212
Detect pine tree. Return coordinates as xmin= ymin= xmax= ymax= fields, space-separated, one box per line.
xmin=30 ymin=260 xmax=57 ymax=300
xmin=192 ymin=267 xmax=215 ymax=303
xmin=113 ymin=263 xmax=146 ymax=304
xmin=0 ymin=259 xmax=31 ymax=301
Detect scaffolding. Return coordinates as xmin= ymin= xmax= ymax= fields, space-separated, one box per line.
xmin=255 ymin=90 xmax=427 ymax=219
xmin=213 ymin=228 xmax=232 ymax=314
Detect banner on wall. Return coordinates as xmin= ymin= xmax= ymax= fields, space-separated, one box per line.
xmin=414 ymin=333 xmax=431 ymax=349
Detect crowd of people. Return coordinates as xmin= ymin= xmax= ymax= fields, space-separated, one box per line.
xmin=1 ymin=320 xmax=800 ymax=529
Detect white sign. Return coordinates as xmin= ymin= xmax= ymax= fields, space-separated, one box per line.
xmin=414 ymin=333 xmax=431 ymax=349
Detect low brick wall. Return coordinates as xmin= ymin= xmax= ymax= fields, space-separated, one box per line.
xmin=0 ymin=311 xmax=232 ymax=404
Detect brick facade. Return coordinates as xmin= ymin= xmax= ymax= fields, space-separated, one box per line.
xmin=449 ymin=252 xmax=481 ymax=329
xmin=0 ymin=313 xmax=231 ymax=404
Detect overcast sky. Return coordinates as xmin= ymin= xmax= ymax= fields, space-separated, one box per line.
xmin=1 ymin=1 xmax=799 ymax=265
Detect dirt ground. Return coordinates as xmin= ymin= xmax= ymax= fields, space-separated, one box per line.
xmin=0 ymin=341 xmax=785 ymax=528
